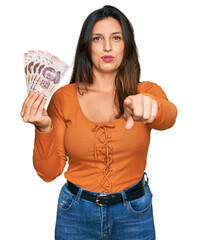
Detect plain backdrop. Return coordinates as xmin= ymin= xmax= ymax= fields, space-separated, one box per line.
xmin=0 ymin=0 xmax=197 ymax=239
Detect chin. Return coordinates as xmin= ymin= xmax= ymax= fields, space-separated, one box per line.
xmin=93 ymin=63 xmax=119 ymax=74
xmin=101 ymin=68 xmax=117 ymax=74
xmin=100 ymin=65 xmax=118 ymax=73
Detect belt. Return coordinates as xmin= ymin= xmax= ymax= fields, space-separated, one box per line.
xmin=66 ymin=178 xmax=145 ymax=206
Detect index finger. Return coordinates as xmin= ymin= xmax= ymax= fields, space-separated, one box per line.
xmin=20 ymin=91 xmax=34 ymax=117
xmin=125 ymin=115 xmax=134 ymax=130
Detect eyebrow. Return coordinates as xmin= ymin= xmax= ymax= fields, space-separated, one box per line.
xmin=92 ymin=31 xmax=123 ymax=35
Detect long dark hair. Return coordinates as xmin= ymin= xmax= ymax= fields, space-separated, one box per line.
xmin=70 ymin=5 xmax=141 ymax=118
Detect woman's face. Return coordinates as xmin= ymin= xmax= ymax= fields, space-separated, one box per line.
xmin=91 ymin=17 xmax=125 ymax=75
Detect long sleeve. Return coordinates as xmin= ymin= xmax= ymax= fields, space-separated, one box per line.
xmin=138 ymin=81 xmax=177 ymax=130
xmin=33 ymin=88 xmax=67 ymax=182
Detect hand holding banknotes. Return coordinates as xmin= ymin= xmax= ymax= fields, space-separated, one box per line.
xmin=21 ymin=90 xmax=52 ymax=132
xmin=21 ymin=50 xmax=69 ymax=132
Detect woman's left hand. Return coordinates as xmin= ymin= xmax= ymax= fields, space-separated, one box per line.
xmin=123 ymin=94 xmax=158 ymax=130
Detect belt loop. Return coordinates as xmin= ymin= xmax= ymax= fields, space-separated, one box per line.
xmin=74 ymin=187 xmax=83 ymax=203
xmin=121 ymin=191 xmax=128 ymax=206
xmin=144 ymin=172 xmax=149 ymax=184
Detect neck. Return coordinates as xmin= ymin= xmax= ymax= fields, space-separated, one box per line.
xmin=91 ymin=70 xmax=117 ymax=92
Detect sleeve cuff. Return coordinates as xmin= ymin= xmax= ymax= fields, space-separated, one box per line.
xmin=35 ymin=124 xmax=53 ymax=135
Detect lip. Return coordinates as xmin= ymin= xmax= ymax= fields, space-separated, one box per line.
xmin=101 ymin=55 xmax=114 ymax=62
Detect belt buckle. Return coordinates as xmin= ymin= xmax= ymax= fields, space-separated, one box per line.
xmin=96 ymin=193 xmax=108 ymax=206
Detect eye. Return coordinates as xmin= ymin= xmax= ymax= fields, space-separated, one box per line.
xmin=112 ymin=36 xmax=122 ymax=41
xmin=93 ymin=36 xmax=102 ymax=42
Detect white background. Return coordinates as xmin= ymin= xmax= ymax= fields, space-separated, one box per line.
xmin=0 ymin=0 xmax=197 ymax=239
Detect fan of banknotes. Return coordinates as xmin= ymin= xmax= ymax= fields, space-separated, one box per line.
xmin=24 ymin=50 xmax=70 ymax=100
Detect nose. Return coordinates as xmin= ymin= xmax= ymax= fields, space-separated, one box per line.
xmin=103 ymin=39 xmax=112 ymax=52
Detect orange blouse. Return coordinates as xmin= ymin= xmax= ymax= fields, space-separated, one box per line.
xmin=33 ymin=81 xmax=177 ymax=193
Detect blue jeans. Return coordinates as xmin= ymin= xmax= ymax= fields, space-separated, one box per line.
xmin=55 ymin=175 xmax=155 ymax=240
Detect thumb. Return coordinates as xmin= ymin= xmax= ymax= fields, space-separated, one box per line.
xmin=124 ymin=98 xmax=132 ymax=107
xmin=125 ymin=115 xmax=134 ymax=130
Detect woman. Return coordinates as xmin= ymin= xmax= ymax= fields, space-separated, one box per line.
xmin=21 ymin=5 xmax=177 ymax=240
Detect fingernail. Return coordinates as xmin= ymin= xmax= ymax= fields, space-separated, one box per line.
xmin=125 ymin=122 xmax=131 ymax=130
xmin=34 ymin=91 xmax=38 ymax=96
